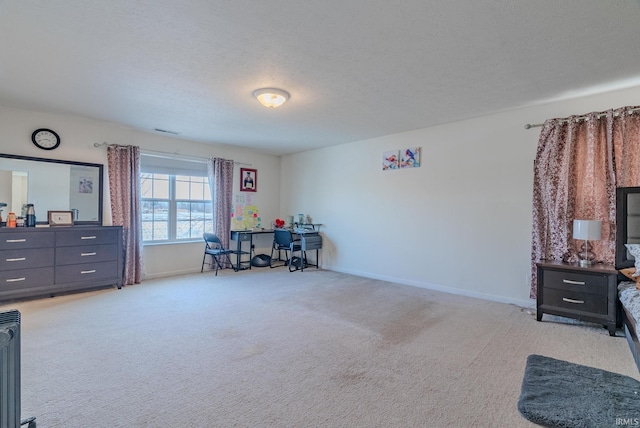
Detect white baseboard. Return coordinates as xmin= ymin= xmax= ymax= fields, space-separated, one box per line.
xmin=329 ymin=266 xmax=534 ymax=309
xmin=144 ymin=267 xmax=202 ymax=280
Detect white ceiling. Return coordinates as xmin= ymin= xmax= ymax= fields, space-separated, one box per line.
xmin=1 ymin=1 xmax=639 ymax=155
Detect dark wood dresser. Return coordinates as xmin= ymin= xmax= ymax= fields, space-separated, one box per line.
xmin=0 ymin=226 xmax=122 ymax=302
xmin=536 ymin=261 xmax=618 ymax=336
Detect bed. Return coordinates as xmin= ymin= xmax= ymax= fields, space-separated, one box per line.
xmin=615 ymin=186 xmax=640 ymax=371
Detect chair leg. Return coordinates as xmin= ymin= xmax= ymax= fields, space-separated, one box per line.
xmin=270 ymin=245 xmax=276 ymax=268
xmin=224 ymin=253 xmax=234 ymax=272
xmin=288 ymin=253 xmax=295 ymax=272
xmin=289 ymin=248 xmax=300 ymax=272
xmin=201 ymin=253 xmax=207 ymax=273
xmin=271 ymin=246 xmax=290 ymax=268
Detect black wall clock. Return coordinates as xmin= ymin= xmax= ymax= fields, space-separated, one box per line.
xmin=31 ymin=128 xmax=61 ymax=150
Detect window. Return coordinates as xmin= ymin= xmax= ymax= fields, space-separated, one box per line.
xmin=140 ymin=155 xmax=213 ymax=243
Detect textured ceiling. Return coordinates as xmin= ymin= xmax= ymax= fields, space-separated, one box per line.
xmin=1 ymin=1 xmax=639 ymax=155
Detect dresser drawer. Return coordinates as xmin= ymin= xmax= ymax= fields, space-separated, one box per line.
xmin=56 ymin=229 xmax=119 ymax=247
xmin=0 ymin=248 xmax=54 ymax=270
xmin=543 ymin=288 xmax=608 ymax=315
xmin=55 ymin=261 xmax=119 ymax=284
xmin=55 ymin=244 xmax=118 ymax=266
xmin=0 ymin=231 xmax=55 ymax=250
xmin=542 ymin=269 xmax=608 ymax=295
xmin=0 ymin=267 xmax=54 ymax=291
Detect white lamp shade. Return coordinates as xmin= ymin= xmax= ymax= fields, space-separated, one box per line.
xmin=572 ymin=219 xmax=602 ymax=240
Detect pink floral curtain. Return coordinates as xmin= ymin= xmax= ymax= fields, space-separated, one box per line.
xmin=531 ymin=106 xmax=640 ymax=297
xmin=207 ymin=158 xmax=235 ymax=266
xmin=107 ymin=145 xmax=143 ymax=285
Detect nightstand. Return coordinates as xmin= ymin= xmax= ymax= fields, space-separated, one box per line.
xmin=536 ymin=261 xmax=619 ymax=336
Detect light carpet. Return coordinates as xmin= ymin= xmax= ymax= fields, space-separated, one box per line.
xmin=1 ymin=268 xmax=637 ymax=427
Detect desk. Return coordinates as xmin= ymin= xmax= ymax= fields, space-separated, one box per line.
xmin=230 ymin=227 xmax=323 ymax=271
xmin=230 ymin=229 xmax=274 ymax=270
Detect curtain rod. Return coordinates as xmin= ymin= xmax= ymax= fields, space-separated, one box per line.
xmin=524 ymin=106 xmax=640 ymax=130
xmin=93 ymin=142 xmax=251 ymax=166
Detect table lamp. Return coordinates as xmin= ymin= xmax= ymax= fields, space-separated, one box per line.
xmin=573 ymin=219 xmax=602 ymax=267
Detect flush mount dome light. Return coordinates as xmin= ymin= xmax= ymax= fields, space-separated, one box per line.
xmin=253 ymin=88 xmax=290 ymax=108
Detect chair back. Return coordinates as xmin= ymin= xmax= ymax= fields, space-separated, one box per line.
xmin=273 ymin=229 xmax=294 ymax=247
xmin=203 ymin=233 xmax=224 ymax=250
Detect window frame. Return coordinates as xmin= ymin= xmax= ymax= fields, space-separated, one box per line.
xmin=141 ymin=172 xmax=213 ymax=244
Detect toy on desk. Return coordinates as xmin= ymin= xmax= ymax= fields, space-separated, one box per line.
xmin=274 ymin=218 xmax=285 ymax=228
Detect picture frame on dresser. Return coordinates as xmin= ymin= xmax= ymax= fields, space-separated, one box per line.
xmin=47 ymin=210 xmax=74 ymax=226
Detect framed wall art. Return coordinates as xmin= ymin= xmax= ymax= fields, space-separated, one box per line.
xmin=400 ymin=147 xmax=421 ymax=168
xmin=382 ymin=150 xmax=400 ymax=170
xmin=79 ymin=177 xmax=93 ymax=194
xmin=240 ymin=168 xmax=257 ymax=192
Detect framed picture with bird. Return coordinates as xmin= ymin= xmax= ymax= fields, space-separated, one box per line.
xmin=400 ymin=147 xmax=421 ymax=168
xmin=382 ymin=150 xmax=400 ymax=170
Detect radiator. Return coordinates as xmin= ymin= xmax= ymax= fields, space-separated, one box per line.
xmin=0 ymin=310 xmax=20 ymax=428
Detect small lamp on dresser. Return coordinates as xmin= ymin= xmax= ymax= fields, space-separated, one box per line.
xmin=573 ymin=219 xmax=602 ymax=267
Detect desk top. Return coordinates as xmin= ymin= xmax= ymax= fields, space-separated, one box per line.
xmin=231 ymin=229 xmax=275 ymax=235
xmin=230 ymin=227 xmax=321 ymax=236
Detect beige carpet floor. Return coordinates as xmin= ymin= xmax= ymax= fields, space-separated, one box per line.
xmin=1 ymin=268 xmax=637 ymax=427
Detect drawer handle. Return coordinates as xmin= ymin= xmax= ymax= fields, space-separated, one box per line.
xmin=5 ymin=257 xmax=26 ymax=262
xmin=5 ymin=239 xmax=26 ymax=243
xmin=81 ymin=252 xmax=97 ymax=257
xmin=562 ymin=297 xmax=585 ymax=304
xmin=81 ymin=270 xmax=96 ymax=274
xmin=6 ymin=277 xmax=25 ymax=282
xmin=80 ymin=236 xmax=97 ymax=240
xmin=563 ymin=279 xmax=586 ymax=285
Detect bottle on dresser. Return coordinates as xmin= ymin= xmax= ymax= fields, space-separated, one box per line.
xmin=6 ymin=212 xmax=17 ymax=228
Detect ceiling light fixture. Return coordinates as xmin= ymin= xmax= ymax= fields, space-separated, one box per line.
xmin=253 ymin=88 xmax=290 ymax=109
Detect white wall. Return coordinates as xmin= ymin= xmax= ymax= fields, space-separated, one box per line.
xmin=0 ymin=105 xmax=281 ymax=279
xmin=281 ymin=84 xmax=640 ymax=307
xmin=3 ymin=83 xmax=639 ymax=302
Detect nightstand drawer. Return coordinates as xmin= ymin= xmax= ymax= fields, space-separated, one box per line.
xmin=542 ymin=269 xmax=608 ymax=295
xmin=543 ymin=288 xmax=608 ymax=315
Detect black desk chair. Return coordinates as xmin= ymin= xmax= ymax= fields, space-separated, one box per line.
xmin=201 ymin=233 xmax=235 ymax=276
xmin=270 ymin=228 xmax=306 ymax=271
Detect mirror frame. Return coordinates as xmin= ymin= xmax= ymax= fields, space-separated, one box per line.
xmin=0 ymin=153 xmax=103 ymax=225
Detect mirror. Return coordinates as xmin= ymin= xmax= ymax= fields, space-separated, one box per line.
xmin=0 ymin=153 xmax=103 ymax=225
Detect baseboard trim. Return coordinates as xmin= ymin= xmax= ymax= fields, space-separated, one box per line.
xmin=144 ymin=268 xmax=202 ymax=280
xmin=329 ymin=266 xmax=534 ymax=308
